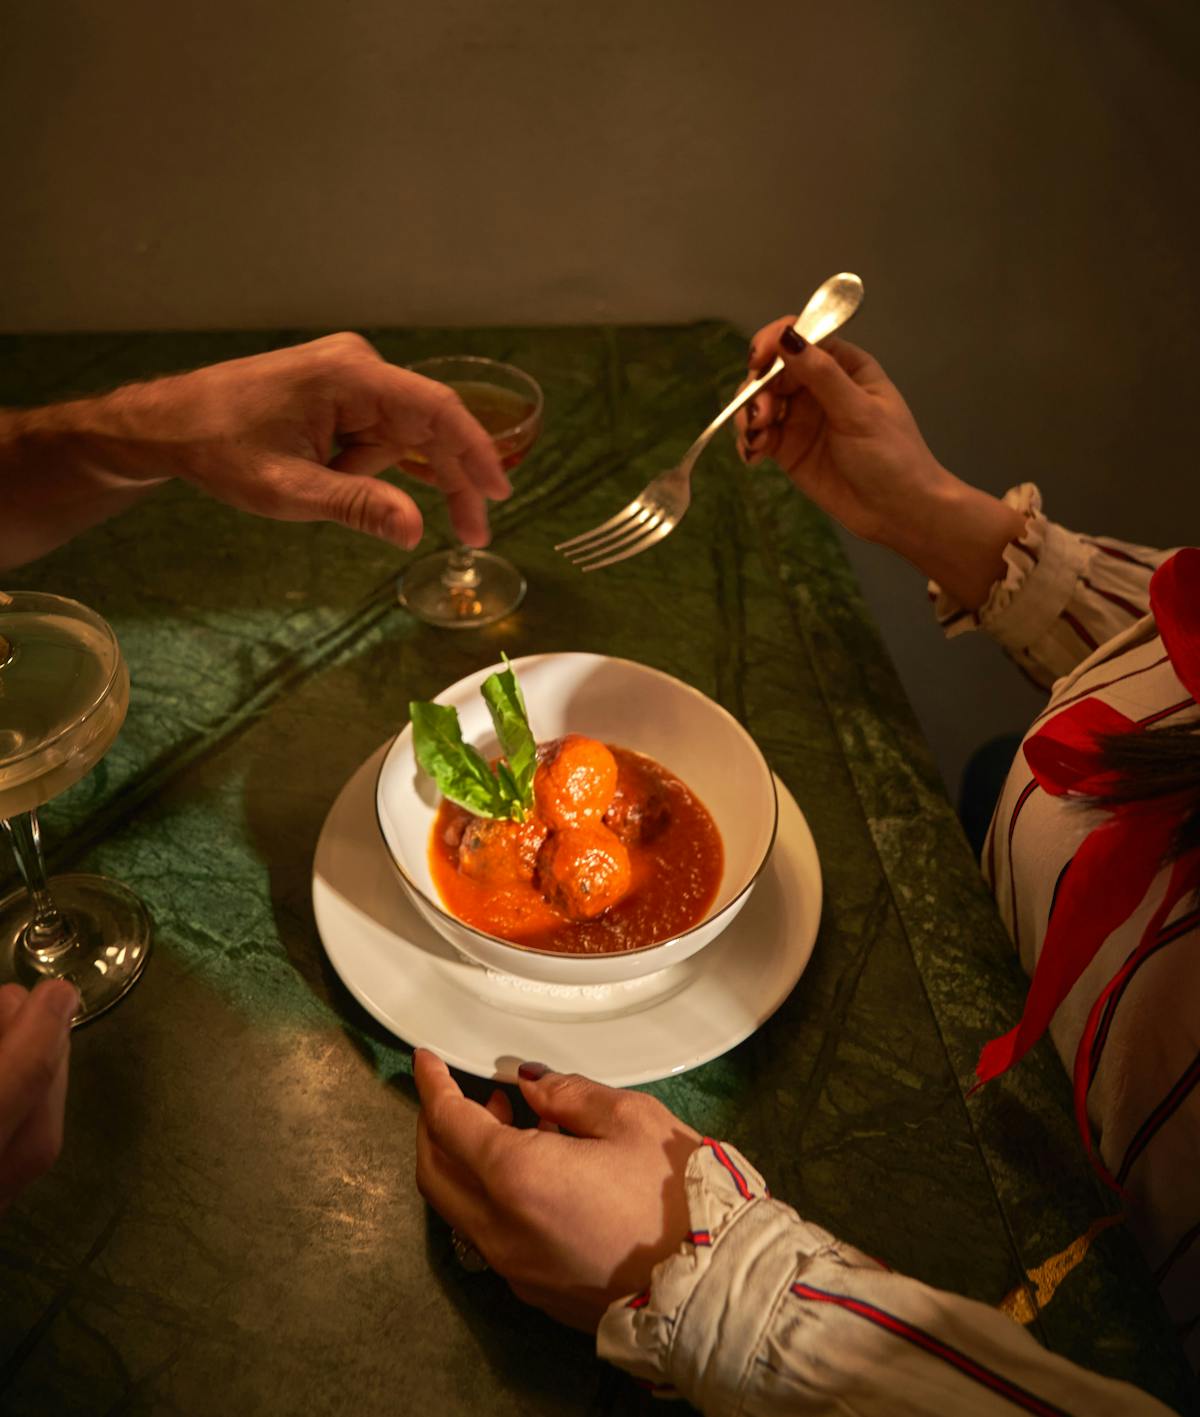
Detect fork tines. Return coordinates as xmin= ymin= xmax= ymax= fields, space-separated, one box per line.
xmin=555 ymin=500 xmax=676 ymax=571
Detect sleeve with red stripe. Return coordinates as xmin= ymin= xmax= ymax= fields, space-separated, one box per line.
xmin=598 ymin=1140 xmax=1173 ymax=1415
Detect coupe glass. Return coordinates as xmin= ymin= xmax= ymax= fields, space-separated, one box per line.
xmin=398 ymin=356 xmax=543 ymax=629
xmin=0 ymin=591 xmax=151 ymax=1024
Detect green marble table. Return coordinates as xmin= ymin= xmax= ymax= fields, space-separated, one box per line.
xmin=0 ymin=328 xmax=1194 ymax=1416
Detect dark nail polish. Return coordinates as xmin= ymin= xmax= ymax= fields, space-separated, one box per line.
xmin=780 ymin=327 xmax=807 ymax=355
xmin=518 ymin=1061 xmax=549 ymax=1081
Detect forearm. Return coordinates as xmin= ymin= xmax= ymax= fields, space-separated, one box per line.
xmin=0 ymin=383 xmax=184 ymax=570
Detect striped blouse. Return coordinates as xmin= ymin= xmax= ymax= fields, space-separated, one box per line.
xmin=597 ymin=485 xmax=1195 ymax=1413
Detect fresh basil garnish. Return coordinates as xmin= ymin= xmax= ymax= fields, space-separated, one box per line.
xmin=410 ymin=657 xmax=537 ymax=821
xmin=480 ymin=657 xmax=537 ymax=808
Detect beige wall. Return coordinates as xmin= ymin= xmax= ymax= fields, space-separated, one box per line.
xmin=3 ymin=0 xmax=1199 ymax=792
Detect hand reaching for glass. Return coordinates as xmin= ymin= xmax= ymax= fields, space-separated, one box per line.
xmin=736 ymin=320 xmax=1025 ymax=610
xmin=0 ymin=980 xmax=75 ymax=1213
xmin=0 ymin=333 xmax=511 ymax=572
xmin=413 ymin=1050 xmax=698 ymax=1331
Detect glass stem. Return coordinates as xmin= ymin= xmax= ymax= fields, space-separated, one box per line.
xmin=441 ymin=545 xmax=482 ymax=593
xmin=2 ymin=810 xmax=78 ymax=962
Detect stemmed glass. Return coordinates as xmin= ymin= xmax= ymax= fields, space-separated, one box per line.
xmin=398 ymin=356 xmax=543 ymax=629
xmin=0 ymin=591 xmax=152 ymax=1024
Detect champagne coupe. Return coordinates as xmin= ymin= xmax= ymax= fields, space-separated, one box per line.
xmin=0 ymin=591 xmax=152 ymax=1024
xmin=397 ymin=356 xmax=543 ymax=629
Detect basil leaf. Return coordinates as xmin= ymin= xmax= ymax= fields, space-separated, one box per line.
xmin=494 ymin=760 xmax=525 ymax=820
xmin=481 ymin=658 xmax=537 ymax=813
xmin=409 ymin=701 xmax=505 ymax=817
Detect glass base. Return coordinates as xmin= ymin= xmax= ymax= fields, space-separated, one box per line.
xmin=398 ymin=550 xmax=526 ymax=630
xmin=0 ymin=874 xmax=152 ymax=1027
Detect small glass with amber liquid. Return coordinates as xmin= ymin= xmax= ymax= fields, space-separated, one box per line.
xmin=397 ymin=356 xmax=543 ymax=629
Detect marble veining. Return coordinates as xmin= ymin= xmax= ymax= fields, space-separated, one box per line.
xmin=0 ymin=328 xmax=1192 ymax=1416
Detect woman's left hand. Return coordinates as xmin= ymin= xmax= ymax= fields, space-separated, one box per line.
xmin=414 ymin=1050 xmax=699 ymax=1331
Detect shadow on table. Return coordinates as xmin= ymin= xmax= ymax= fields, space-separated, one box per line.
xmin=414 ymin=1202 xmax=663 ymax=1417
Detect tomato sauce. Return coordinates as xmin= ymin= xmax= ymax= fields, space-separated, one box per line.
xmin=429 ymin=746 xmax=723 ymax=955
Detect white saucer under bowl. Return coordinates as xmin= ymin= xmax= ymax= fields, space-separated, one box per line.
xmin=313 ymin=744 xmax=822 ymax=1086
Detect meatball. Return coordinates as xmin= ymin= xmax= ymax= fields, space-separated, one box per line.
xmin=458 ymin=815 xmax=549 ymax=887
xmin=537 ymin=823 xmax=631 ymax=921
xmin=603 ymin=757 xmax=671 ymax=845
xmin=533 ymin=735 xmax=618 ymax=830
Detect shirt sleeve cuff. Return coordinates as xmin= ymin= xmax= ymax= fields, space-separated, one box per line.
xmin=928 ymin=483 xmax=1090 ymax=654
xmin=597 ymin=1139 xmax=881 ymax=1409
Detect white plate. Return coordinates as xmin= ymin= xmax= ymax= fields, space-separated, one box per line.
xmin=313 ymin=744 xmax=822 ymax=1086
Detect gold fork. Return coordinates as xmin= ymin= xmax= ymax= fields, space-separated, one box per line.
xmin=557 ymin=272 xmax=864 ymax=571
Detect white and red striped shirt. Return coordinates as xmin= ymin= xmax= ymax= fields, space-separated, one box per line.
xmin=961 ymin=486 xmax=1198 ymax=1368
xmin=598 ymin=486 xmax=1195 ymax=1413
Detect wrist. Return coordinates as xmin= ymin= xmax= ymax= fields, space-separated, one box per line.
xmin=0 ymin=390 xmax=176 ymax=570
xmin=892 ymin=474 xmax=1025 ymax=610
xmin=8 ymin=382 xmax=189 ymax=493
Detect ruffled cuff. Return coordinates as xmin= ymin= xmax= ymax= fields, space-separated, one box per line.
xmin=928 ymin=483 xmax=1090 ymax=655
xmin=597 ymin=1139 xmax=880 ymax=1411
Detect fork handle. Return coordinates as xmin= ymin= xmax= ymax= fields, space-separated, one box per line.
xmin=681 ymin=271 xmax=864 ymax=472
xmin=679 ymin=355 xmax=785 ymax=472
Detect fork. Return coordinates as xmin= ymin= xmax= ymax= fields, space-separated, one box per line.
xmin=556 ymin=272 xmax=865 ymax=571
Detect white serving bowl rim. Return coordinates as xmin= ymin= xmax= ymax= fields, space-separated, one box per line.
xmin=373 ymin=652 xmax=779 ymax=961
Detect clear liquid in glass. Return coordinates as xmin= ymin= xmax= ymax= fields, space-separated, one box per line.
xmin=0 ymin=594 xmax=151 ymax=1025
xmin=0 ymin=611 xmax=129 ymax=818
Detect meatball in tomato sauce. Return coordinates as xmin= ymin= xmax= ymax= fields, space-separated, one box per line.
xmin=603 ymin=753 xmax=671 ymax=845
xmin=533 ymin=735 xmax=618 ymax=829
xmin=537 ymin=823 xmax=631 ymax=921
xmin=457 ymin=815 xmax=549 ymax=887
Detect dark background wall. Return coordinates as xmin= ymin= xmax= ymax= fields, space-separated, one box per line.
xmin=3 ymin=0 xmax=1198 ymax=795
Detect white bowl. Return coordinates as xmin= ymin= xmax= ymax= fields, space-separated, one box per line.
xmin=374 ymin=652 xmax=778 ymax=985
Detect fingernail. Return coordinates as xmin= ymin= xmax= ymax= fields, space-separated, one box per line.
xmin=746 ymin=399 xmax=758 ymax=424
xmin=780 ymin=327 xmax=807 ymax=355
xmin=518 ymin=1061 xmax=549 ymax=1081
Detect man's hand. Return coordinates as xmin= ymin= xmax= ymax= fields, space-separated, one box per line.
xmin=0 ymin=333 xmax=511 ymax=568
xmin=0 ymin=981 xmax=76 ymax=1213
xmin=414 ymin=1051 xmax=699 ymax=1332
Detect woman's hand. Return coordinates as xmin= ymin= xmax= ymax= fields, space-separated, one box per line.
xmin=1 ymin=333 xmax=511 ymax=569
xmin=413 ymin=1051 xmax=699 ymax=1332
xmin=0 ymin=981 xmax=76 ymax=1213
xmin=737 ymin=319 xmax=1024 ymax=610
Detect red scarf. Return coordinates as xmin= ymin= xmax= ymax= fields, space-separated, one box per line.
xmin=973 ymin=548 xmax=1200 ymax=1191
